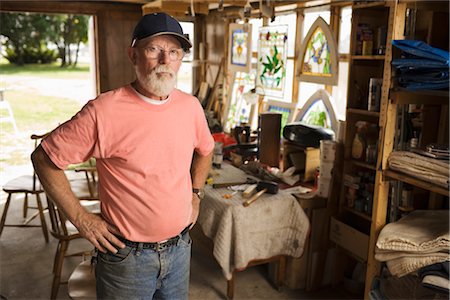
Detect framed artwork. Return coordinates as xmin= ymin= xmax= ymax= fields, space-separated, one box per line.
xmin=298 ymin=17 xmax=339 ymax=85
xmin=256 ymin=25 xmax=288 ymax=99
xmin=228 ymin=23 xmax=252 ymax=73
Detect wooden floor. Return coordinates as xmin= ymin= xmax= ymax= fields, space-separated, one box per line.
xmin=0 ymin=191 xmax=355 ymax=300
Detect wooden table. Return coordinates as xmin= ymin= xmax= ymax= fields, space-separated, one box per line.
xmin=198 ymin=163 xmax=310 ymax=298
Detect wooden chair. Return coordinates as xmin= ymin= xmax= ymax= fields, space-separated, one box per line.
xmin=46 ymin=194 xmax=97 ymax=299
xmin=0 ymin=133 xmax=49 ymax=242
xmin=68 ymin=259 xmax=97 ymax=299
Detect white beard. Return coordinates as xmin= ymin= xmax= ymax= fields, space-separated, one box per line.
xmin=136 ymin=65 xmax=177 ymax=98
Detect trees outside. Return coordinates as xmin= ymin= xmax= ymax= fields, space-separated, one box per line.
xmin=0 ymin=12 xmax=89 ymax=67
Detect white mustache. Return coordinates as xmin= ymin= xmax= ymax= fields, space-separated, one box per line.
xmin=152 ymin=66 xmax=174 ymax=77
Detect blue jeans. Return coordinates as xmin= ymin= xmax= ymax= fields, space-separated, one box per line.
xmin=95 ymin=232 xmax=191 ymax=300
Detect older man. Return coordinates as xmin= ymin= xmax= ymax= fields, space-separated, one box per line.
xmin=32 ymin=13 xmax=214 ymax=299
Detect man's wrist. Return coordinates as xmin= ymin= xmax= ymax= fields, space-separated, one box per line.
xmin=192 ymin=188 xmax=205 ymax=200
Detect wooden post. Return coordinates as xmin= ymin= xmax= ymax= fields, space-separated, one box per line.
xmin=364 ymin=2 xmax=406 ymax=299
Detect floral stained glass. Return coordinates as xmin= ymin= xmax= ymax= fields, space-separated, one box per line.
xmin=298 ymin=17 xmax=338 ymax=85
xmin=256 ymin=25 xmax=288 ymax=99
xmin=303 ymin=28 xmax=332 ymax=76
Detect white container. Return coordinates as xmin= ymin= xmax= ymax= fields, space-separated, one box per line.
xmin=320 ymin=160 xmax=334 ymax=178
xmin=318 ymin=175 xmax=332 ymax=198
xmin=320 ymin=140 xmax=337 ymax=162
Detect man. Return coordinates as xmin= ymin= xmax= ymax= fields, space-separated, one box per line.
xmin=32 ymin=12 xmax=214 ymax=299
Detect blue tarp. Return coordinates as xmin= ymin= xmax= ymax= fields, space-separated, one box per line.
xmin=391 ymin=40 xmax=449 ymax=90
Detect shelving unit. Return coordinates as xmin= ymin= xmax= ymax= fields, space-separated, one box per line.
xmin=365 ymin=1 xmax=449 ymax=299
xmin=332 ymin=2 xmax=393 ymax=297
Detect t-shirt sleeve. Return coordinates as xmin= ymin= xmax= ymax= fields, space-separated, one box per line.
xmin=41 ymin=100 xmax=99 ymax=170
xmin=194 ymin=102 xmax=214 ymax=156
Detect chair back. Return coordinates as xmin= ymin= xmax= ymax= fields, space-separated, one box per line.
xmin=46 ymin=196 xmax=79 ymax=240
xmin=30 ymin=133 xmax=49 ymax=191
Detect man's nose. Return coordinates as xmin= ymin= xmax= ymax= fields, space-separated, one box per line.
xmin=158 ymin=51 xmax=171 ymax=64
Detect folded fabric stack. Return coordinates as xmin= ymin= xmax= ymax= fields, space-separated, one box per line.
xmin=375 ymin=210 xmax=450 ymax=293
xmin=388 ymin=151 xmax=449 ymax=188
xmin=392 ymin=40 xmax=449 ymax=90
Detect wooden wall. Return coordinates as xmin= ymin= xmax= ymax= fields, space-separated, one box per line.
xmin=0 ymin=1 xmax=143 ymax=94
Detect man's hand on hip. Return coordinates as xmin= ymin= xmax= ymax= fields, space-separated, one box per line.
xmin=75 ymin=212 xmax=125 ymax=253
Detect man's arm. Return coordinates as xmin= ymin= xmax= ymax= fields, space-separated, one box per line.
xmin=189 ymin=150 xmax=213 ymax=226
xmin=31 ymin=145 xmax=124 ymax=253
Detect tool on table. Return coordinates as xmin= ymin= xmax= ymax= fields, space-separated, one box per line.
xmin=242 ymin=184 xmax=258 ymax=198
xmin=212 ymin=177 xmax=257 ymax=188
xmin=243 ymin=181 xmax=279 ymax=207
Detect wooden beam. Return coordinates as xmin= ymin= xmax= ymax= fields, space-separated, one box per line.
xmin=142 ymin=0 xmax=209 ymax=15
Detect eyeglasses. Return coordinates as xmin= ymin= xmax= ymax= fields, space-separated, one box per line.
xmin=140 ymin=45 xmax=185 ymax=61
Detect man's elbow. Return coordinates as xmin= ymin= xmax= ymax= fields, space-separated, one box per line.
xmin=31 ymin=145 xmax=53 ymax=172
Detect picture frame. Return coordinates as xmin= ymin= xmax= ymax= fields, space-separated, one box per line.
xmin=256 ymin=25 xmax=288 ymax=99
xmin=228 ymin=23 xmax=252 ymax=73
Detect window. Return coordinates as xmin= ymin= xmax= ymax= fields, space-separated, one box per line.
xmin=297 ymin=6 xmax=352 ymax=122
xmin=178 ymin=22 xmax=194 ymax=94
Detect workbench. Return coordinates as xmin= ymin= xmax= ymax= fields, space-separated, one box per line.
xmin=197 ymin=163 xmax=310 ymax=298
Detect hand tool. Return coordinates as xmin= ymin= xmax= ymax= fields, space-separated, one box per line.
xmin=243 ymin=181 xmax=279 ymax=207
xmin=212 ymin=177 xmax=257 ymax=188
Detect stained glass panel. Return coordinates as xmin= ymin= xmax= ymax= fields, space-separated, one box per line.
xmin=298 ymin=17 xmax=338 ymax=85
xmin=302 ymin=28 xmax=332 ymax=76
xmin=256 ymin=25 xmax=288 ymax=99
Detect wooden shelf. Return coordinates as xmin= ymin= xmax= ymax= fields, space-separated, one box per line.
xmin=352 ymin=55 xmax=385 ymax=60
xmin=383 ymin=169 xmax=449 ymax=196
xmin=343 ymin=206 xmax=372 ymax=221
xmin=351 ymin=160 xmax=377 ymax=171
xmin=391 ymin=89 xmax=449 ymax=105
xmin=347 ymin=108 xmax=380 ymax=118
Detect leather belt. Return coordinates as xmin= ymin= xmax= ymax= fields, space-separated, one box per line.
xmin=118 ymin=225 xmax=190 ymax=252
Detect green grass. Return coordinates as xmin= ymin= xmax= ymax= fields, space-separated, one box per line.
xmin=0 ymin=61 xmax=90 ymax=79
xmin=0 ymin=62 xmax=90 ymax=173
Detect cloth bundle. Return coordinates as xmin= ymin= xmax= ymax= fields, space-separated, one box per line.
xmin=392 ymin=40 xmax=449 ymax=90
xmin=375 ymin=210 xmax=450 ymax=279
xmin=375 ymin=210 xmax=450 ymax=292
xmin=388 ymin=151 xmax=449 ymax=188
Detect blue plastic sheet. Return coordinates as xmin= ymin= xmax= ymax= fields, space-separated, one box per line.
xmin=392 ymin=40 xmax=449 ymax=65
xmin=392 ymin=40 xmax=449 ymax=90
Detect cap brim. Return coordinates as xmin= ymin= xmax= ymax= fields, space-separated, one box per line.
xmin=133 ymin=32 xmax=192 ymax=50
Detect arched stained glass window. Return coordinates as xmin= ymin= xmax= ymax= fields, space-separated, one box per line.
xmin=295 ymin=89 xmax=338 ymax=133
xmin=298 ymin=17 xmax=338 ymax=85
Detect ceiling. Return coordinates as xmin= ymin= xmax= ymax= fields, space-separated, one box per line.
xmin=102 ymin=0 xmax=331 ymax=16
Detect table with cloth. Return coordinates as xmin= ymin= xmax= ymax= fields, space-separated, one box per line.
xmin=197 ymin=163 xmax=310 ymax=298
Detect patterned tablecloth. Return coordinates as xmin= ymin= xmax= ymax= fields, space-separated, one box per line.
xmin=198 ymin=163 xmax=310 ymax=280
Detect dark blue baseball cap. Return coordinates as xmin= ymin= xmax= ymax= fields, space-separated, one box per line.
xmin=131 ymin=13 xmax=192 ymax=50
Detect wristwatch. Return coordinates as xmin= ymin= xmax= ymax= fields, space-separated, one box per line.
xmin=192 ymin=188 xmax=205 ymax=200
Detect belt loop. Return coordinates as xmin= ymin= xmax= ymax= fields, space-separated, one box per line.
xmin=177 ymin=232 xmax=183 ymax=246
xmin=135 ymin=242 xmax=144 ymax=256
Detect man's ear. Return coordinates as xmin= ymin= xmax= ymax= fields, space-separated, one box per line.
xmin=128 ymin=47 xmax=137 ymax=64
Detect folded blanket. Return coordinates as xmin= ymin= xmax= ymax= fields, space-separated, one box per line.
xmin=388 ymin=151 xmax=449 ymax=188
xmin=376 ymin=210 xmax=450 ymax=253
xmin=386 ymin=256 xmax=449 ymax=277
xmin=376 ymin=250 xmax=450 ymax=262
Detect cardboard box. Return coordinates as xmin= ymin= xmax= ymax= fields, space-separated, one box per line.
xmin=329 ymin=217 xmax=369 ymax=261
xmin=283 ymin=142 xmax=320 ymax=182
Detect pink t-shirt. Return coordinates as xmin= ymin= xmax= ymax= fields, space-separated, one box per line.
xmin=42 ymin=85 xmax=214 ymax=242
